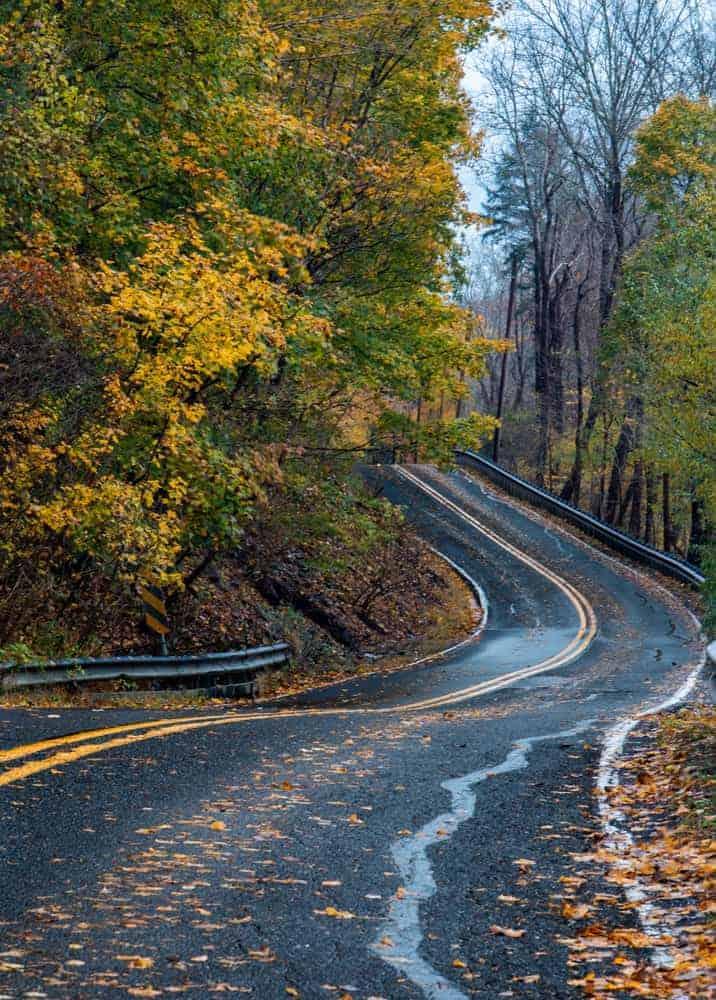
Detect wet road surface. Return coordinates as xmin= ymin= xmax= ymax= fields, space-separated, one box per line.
xmin=0 ymin=465 xmax=702 ymax=999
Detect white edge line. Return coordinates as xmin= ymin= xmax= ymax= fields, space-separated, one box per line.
xmin=420 ymin=463 xmax=710 ymax=975
xmin=596 ymin=652 xmax=705 ymax=976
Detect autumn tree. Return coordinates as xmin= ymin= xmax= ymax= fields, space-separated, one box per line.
xmin=607 ymin=96 xmax=715 ymax=560
xmin=471 ymin=0 xmax=713 ymax=545
xmin=0 ymin=0 xmax=501 ymax=652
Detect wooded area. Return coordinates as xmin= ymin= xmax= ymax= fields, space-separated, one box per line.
xmin=0 ymin=0 xmax=504 ymax=659
xmin=0 ymin=0 xmax=713 ymax=660
xmin=463 ymin=0 xmax=714 ymax=607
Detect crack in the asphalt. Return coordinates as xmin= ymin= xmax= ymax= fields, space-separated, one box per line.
xmin=371 ymin=718 xmax=597 ymax=1000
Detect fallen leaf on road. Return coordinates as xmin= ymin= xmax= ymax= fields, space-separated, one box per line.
xmin=513 ymin=858 xmax=536 ymax=870
xmin=116 ymin=955 xmax=154 ymax=969
xmin=490 ymin=925 xmax=526 ymax=938
xmin=248 ymin=946 xmax=276 ymax=962
xmin=314 ymin=906 xmax=355 ymax=919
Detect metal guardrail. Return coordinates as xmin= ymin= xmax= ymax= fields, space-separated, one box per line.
xmin=0 ymin=642 xmax=291 ymax=694
xmin=456 ymin=450 xmax=705 ymax=589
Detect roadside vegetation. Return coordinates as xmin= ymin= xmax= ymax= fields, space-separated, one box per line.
xmin=461 ymin=0 xmax=715 ymax=628
xmin=0 ymin=1 xmax=500 ymax=665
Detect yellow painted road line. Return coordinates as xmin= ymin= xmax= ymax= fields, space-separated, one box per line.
xmin=0 ymin=712 xmax=308 ymax=787
xmin=0 ymin=468 xmax=597 ymax=788
xmin=397 ymin=467 xmax=595 ymax=635
xmin=0 ymin=713 xmax=240 ymax=765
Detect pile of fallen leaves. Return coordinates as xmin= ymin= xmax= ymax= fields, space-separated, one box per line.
xmin=563 ymin=705 xmax=715 ymax=998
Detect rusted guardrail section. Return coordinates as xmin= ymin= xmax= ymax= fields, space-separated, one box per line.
xmin=0 ymin=643 xmax=291 ymax=695
xmin=456 ymin=450 xmax=705 ymax=590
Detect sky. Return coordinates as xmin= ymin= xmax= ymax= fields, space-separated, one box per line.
xmin=457 ymin=47 xmax=496 ymax=266
xmin=460 ymin=52 xmax=490 ymax=213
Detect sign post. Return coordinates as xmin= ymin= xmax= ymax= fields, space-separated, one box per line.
xmin=139 ymin=575 xmax=170 ymax=655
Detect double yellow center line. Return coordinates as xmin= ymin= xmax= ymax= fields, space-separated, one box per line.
xmin=0 ymin=469 xmax=597 ymax=789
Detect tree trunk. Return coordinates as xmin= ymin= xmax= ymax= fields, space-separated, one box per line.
xmin=617 ymin=476 xmax=635 ymax=528
xmin=662 ymin=472 xmax=673 ymax=552
xmin=687 ymin=491 xmax=707 ymax=565
xmin=560 ymin=277 xmax=588 ymax=506
xmin=252 ymin=573 xmax=361 ymax=649
xmin=564 ymin=372 xmax=606 ymax=510
xmin=492 ymin=257 xmax=518 ymax=464
xmin=593 ymin=412 xmax=610 ymax=518
xmin=511 ymin=316 xmax=527 ymax=411
xmin=628 ymin=461 xmax=643 ymax=538
xmin=644 ymin=467 xmax=657 ymax=545
xmin=414 ymin=397 xmax=422 ymax=462
xmin=605 ymin=396 xmax=642 ymax=524
xmin=536 ymin=391 xmax=550 ymax=487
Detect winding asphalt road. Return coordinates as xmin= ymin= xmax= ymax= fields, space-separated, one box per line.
xmin=0 ymin=465 xmax=703 ymax=999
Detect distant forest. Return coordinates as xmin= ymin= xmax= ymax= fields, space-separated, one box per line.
xmin=461 ymin=0 xmax=714 ymax=576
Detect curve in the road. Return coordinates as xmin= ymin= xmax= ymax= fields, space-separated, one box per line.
xmin=0 ymin=466 xmax=597 ymax=789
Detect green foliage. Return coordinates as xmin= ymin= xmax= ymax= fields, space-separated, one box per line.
xmin=0 ymin=0 xmax=500 ymax=648
xmin=700 ymin=544 xmax=716 ymax=639
xmin=376 ymin=410 xmax=498 ymax=465
xmin=0 ymin=642 xmax=38 ymax=666
xmin=606 ymin=96 xmax=715 ymax=564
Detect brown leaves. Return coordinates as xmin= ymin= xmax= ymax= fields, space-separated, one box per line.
xmin=116 ymin=955 xmax=154 ymax=969
xmin=314 ymin=906 xmax=355 ymax=919
xmin=561 ymin=901 xmax=591 ymax=920
xmin=489 ymin=925 xmax=526 ymax=938
xmin=513 ymin=858 xmax=536 ymax=873
xmin=565 ymin=707 xmax=716 ymax=999
xmin=248 ymin=946 xmax=276 ymax=963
